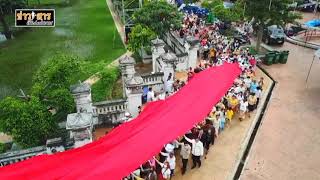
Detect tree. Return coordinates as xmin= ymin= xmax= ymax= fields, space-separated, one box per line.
xmin=132 ymin=1 xmax=182 ymax=36
xmin=202 ymin=0 xmax=244 ymax=22
xmin=127 ymin=24 xmax=156 ymax=54
xmin=32 ymin=54 xmax=81 ymax=121
xmin=244 ymin=0 xmax=301 ymax=51
xmin=0 ymin=0 xmax=26 ymax=39
xmin=0 ymin=97 xmax=57 ymax=147
xmin=0 ymin=54 xmax=81 ymax=147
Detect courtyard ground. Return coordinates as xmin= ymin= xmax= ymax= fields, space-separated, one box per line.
xmin=240 ymin=41 xmax=320 ymax=179
xmin=0 ymin=0 xmax=125 ymax=99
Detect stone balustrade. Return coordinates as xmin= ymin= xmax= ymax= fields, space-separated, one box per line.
xmin=164 ymin=31 xmax=187 ymax=54
xmin=141 ymin=72 xmax=164 ymax=92
xmin=93 ymin=99 xmax=128 ymax=124
xmin=0 ymin=146 xmax=46 ymax=167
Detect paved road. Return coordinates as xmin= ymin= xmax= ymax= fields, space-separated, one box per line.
xmin=240 ymin=42 xmax=320 ymax=180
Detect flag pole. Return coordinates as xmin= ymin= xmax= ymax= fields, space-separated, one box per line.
xmin=306 ymin=55 xmax=316 ymax=84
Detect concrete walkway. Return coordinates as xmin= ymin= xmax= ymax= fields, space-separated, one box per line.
xmin=171 ymin=68 xmax=273 ymax=180
xmin=240 ymin=42 xmax=320 ymax=180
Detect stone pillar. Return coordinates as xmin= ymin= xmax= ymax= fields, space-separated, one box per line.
xmin=46 ymin=138 xmax=65 ymax=154
xmin=119 ymin=55 xmax=136 ymax=79
xmin=70 ymin=82 xmax=93 ymax=113
xmin=125 ymin=76 xmax=143 ymax=117
xmin=186 ymin=36 xmax=200 ymax=69
xmin=119 ymin=55 xmax=136 ymax=98
xmin=151 ymin=38 xmax=166 ymax=73
xmin=160 ymin=51 xmax=178 ymax=82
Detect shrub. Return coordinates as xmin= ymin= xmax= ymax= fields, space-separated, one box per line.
xmin=91 ymin=67 xmax=121 ymax=102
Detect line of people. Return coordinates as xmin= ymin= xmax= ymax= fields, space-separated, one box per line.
xmin=124 ymin=10 xmax=265 ymax=180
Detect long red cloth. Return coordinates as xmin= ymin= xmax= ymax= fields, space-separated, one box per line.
xmin=0 ymin=63 xmax=241 ymax=180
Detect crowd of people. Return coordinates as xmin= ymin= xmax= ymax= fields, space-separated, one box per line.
xmin=123 ymin=11 xmax=265 ymax=180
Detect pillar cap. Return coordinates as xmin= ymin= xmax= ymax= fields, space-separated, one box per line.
xmin=70 ymin=82 xmax=91 ymax=94
xmin=119 ymin=55 xmax=135 ymax=65
xmin=125 ymin=75 xmax=144 ymax=87
xmin=151 ymin=37 xmax=165 ymax=47
xmin=160 ymin=51 xmax=177 ymax=63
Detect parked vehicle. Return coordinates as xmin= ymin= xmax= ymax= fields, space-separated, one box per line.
xmin=285 ymin=25 xmax=306 ymax=36
xmin=262 ymin=25 xmax=286 ymax=45
xmin=296 ymin=0 xmax=317 ymax=12
xmin=233 ymin=31 xmax=251 ymax=45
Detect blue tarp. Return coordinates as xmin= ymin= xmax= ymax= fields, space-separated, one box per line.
xmin=305 ymin=19 xmax=320 ymax=28
xmin=182 ymin=5 xmax=210 ymax=17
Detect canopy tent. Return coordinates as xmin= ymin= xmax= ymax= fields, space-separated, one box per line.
xmin=0 ymin=63 xmax=241 ymax=180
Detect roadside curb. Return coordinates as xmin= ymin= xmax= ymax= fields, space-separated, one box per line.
xmin=285 ymin=36 xmax=319 ymax=50
xmin=229 ymin=66 xmax=276 ymax=180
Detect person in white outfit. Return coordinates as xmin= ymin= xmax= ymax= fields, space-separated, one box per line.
xmin=184 ymin=135 xmax=204 ymax=169
xmin=147 ymin=87 xmax=155 ymax=102
xmin=160 ymin=152 xmax=176 ymax=177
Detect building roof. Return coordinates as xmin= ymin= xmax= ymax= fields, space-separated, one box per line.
xmin=119 ymin=55 xmax=135 ymax=65
xmin=66 ymin=113 xmax=93 ymax=130
xmin=70 ymin=83 xmax=91 ymax=94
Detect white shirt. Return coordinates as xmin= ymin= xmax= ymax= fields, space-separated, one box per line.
xmin=165 ymin=80 xmax=174 ymax=93
xmin=165 ymin=143 xmax=175 ymax=153
xmin=235 ymin=85 xmax=246 ymax=94
xmin=147 ymin=91 xmax=155 ymax=102
xmin=165 ymin=156 xmax=176 ymax=170
xmin=180 ymin=144 xmax=191 ymax=159
xmin=184 ymin=137 xmax=204 ymax=156
xmin=255 ymin=89 xmax=262 ymax=98
xmin=240 ymin=101 xmax=248 ymax=112
xmin=158 ymin=93 xmax=166 ymax=100
xmin=244 ymin=78 xmax=252 ymax=88
xmin=161 ymin=166 xmax=171 ymax=179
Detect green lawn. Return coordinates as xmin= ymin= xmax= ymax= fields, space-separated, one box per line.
xmin=0 ymin=0 xmax=125 ymax=98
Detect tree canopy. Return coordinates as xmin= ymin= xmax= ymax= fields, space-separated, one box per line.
xmin=0 ymin=96 xmax=57 ymax=147
xmin=202 ymin=0 xmax=244 ymax=22
xmin=127 ymin=24 xmax=156 ymax=54
xmin=132 ymin=1 xmax=182 ymax=36
xmin=244 ymin=0 xmax=301 ymax=50
xmin=0 ymin=54 xmax=81 ymax=147
xmin=32 ymin=54 xmax=80 ymax=117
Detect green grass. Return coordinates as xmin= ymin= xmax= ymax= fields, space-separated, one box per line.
xmin=91 ymin=67 xmax=122 ymax=102
xmin=91 ymin=78 xmax=123 ymax=102
xmin=0 ymin=0 xmax=125 ymax=99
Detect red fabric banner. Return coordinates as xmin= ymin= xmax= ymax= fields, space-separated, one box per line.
xmin=0 ymin=63 xmax=241 ymax=180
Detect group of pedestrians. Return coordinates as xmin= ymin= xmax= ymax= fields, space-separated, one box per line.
xmin=125 ymin=54 xmax=264 ymax=180
xmin=123 ymin=10 xmax=266 ymax=180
